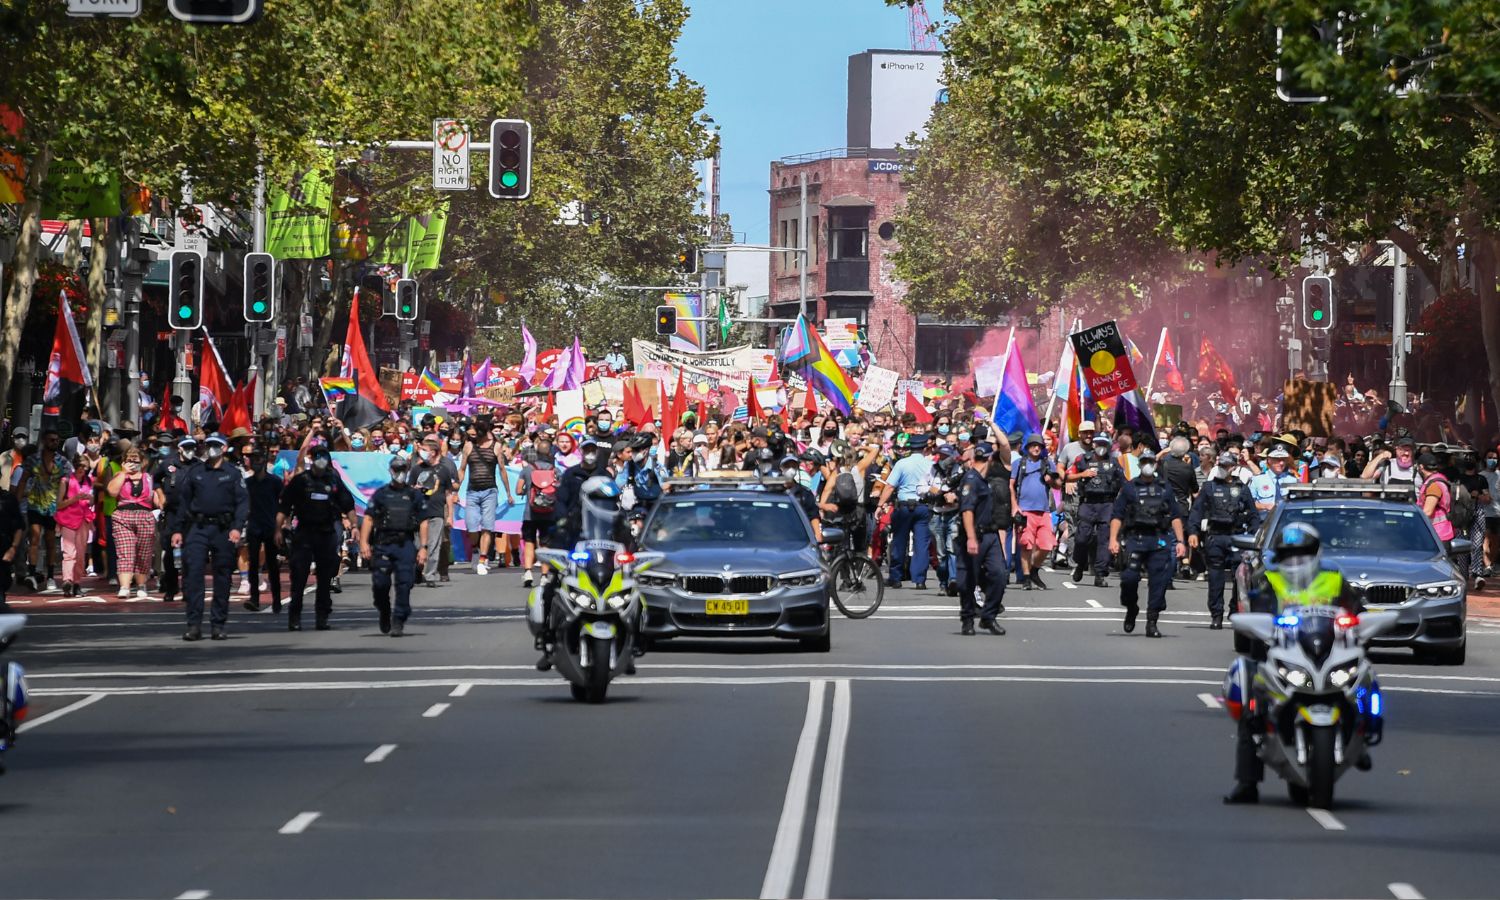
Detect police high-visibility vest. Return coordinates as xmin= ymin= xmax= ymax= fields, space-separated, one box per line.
xmin=1264 ymin=569 xmax=1344 ymax=610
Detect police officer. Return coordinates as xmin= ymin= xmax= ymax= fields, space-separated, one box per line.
xmin=1067 ymin=432 xmax=1123 ymax=587
xmin=956 ymin=442 xmax=1009 ymax=636
xmin=172 ymin=433 xmax=248 ymax=641
xmin=1188 ymin=451 xmax=1259 ymax=629
xmin=151 ymin=434 xmax=198 ymax=604
xmin=1108 ymin=448 xmax=1187 ymax=638
xmin=278 ymin=444 xmax=355 ymax=631
xmin=359 ymin=456 xmax=429 ymax=637
xmin=1248 ymin=443 xmax=1299 ymax=513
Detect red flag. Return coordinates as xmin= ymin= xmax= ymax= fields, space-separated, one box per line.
xmin=694 ymin=399 xmax=706 ymax=427
xmin=220 ymin=373 xmax=256 ymax=439
xmin=542 ymin=389 xmax=554 ymax=423
xmin=1160 ymin=330 xmax=1186 ymax=393
xmin=664 ymin=370 xmax=686 ymax=436
xmin=746 ymin=381 xmax=765 ymax=421
xmin=196 ymin=332 xmax=233 ymax=425
xmin=42 ymin=292 xmax=91 ymax=416
xmin=1197 ymin=336 xmax=1238 ymax=404
xmin=803 ymin=383 xmax=818 ymax=414
xmin=338 ymin=288 xmax=392 ymax=429
xmin=623 ymin=379 xmax=648 ymax=428
xmin=904 ymin=390 xmax=933 ymax=423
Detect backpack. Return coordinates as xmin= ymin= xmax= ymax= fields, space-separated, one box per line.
xmin=529 ymin=466 xmax=558 ymax=515
xmin=1450 ymin=479 xmax=1475 ymax=531
xmin=833 ymin=470 xmax=861 ymax=514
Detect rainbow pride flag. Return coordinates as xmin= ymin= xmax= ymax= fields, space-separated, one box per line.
xmin=778 ymin=314 xmax=855 ymax=415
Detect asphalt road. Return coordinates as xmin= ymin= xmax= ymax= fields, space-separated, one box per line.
xmin=4 ymin=565 xmax=1500 ymax=900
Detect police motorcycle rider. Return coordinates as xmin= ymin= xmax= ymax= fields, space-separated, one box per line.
xmin=1188 ymin=451 xmax=1259 ymax=630
xmin=1108 ymin=448 xmax=1187 ymax=638
xmin=1224 ymin=523 xmax=1366 ymax=804
xmin=1067 ymin=432 xmax=1123 ymax=587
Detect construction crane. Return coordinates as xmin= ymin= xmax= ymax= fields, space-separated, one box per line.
xmin=907 ymin=1 xmax=939 ymax=52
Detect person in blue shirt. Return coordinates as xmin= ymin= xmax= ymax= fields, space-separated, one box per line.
xmin=877 ymin=433 xmax=935 ymax=589
xmin=1011 ymin=433 xmax=1060 ymax=590
xmin=1248 ymin=443 xmax=1299 ymax=514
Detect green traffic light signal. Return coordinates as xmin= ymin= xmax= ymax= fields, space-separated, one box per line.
xmin=1312 ymin=309 xmax=1324 ymax=321
xmin=500 ymin=171 xmax=519 ymax=188
xmin=178 ymin=304 xmax=192 ymax=318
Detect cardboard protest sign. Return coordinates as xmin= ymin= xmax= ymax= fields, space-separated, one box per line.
xmin=1281 ymin=380 xmax=1337 ymax=437
xmin=1069 ymin=321 xmax=1138 ymax=402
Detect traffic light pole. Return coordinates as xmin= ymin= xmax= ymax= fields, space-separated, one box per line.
xmin=1390 ymin=245 xmax=1409 ymax=410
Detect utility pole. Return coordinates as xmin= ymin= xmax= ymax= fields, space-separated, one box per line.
xmin=1390 ymin=245 xmax=1409 ymax=411
xmin=799 ymin=171 xmax=809 ymax=319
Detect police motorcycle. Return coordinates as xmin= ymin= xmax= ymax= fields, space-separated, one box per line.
xmin=528 ymin=477 xmax=663 ymax=703
xmin=0 ymin=615 xmax=31 ymax=772
xmin=1226 ymin=604 xmax=1395 ymax=809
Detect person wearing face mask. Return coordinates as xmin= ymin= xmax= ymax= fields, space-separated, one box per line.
xmin=1187 ymin=452 xmax=1258 ymax=629
xmin=554 ymin=437 xmax=606 ymax=551
xmin=413 ymin=436 xmax=455 ymax=589
xmin=152 ymin=435 xmax=198 ymax=603
xmin=459 ymin=421 xmax=502 ymax=575
xmin=1066 ymin=433 xmax=1123 ymax=588
xmin=278 ymin=444 xmax=356 ymax=631
xmin=107 ymin=448 xmax=159 ymax=601
xmin=350 ymin=430 xmax=369 ymax=452
xmin=1362 ymin=435 xmax=1418 ymax=484
xmin=240 ymin=450 xmax=284 ymax=615
xmin=360 ymin=456 xmax=429 ymax=637
xmin=593 ymin=411 xmax=616 ymax=439
xmin=55 ymin=451 xmax=96 ymax=598
xmin=1108 ymin=448 xmax=1187 ymax=638
xmin=0 ymin=428 xmax=27 ymax=490
xmin=172 ymin=434 xmax=249 ymax=641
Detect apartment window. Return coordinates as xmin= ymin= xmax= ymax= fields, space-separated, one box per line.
xmin=830 ymin=209 xmax=868 ymax=260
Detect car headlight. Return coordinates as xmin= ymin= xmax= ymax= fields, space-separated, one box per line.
xmin=1276 ymin=663 xmax=1312 ymax=688
xmin=637 ymin=573 xmax=675 ymax=588
xmin=1329 ymin=663 xmax=1359 ymax=688
xmin=780 ymin=569 xmax=823 ymax=587
xmin=1415 ymin=580 xmax=1463 ymax=599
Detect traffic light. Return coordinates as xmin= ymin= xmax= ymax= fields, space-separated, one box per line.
xmin=168 ymin=250 xmax=203 ymax=330
xmin=395 ymin=279 xmax=418 ymax=321
xmin=488 ymin=119 xmax=532 ymax=199
xmin=243 ymin=252 xmax=275 ymax=323
xmin=362 ymin=274 xmax=390 ymax=316
xmin=1302 ymin=274 xmax=1335 ymax=330
xmin=675 ymin=246 xmax=699 ymax=275
xmin=1276 ymin=20 xmax=1341 ymax=103
xmin=167 ymin=0 xmax=263 ymax=24
xmin=655 ymin=305 xmax=677 ymax=336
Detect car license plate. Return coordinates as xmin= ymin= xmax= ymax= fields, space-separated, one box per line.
xmin=705 ymin=599 xmax=749 ymax=615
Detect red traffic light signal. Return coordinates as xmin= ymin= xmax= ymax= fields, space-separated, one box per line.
xmin=655 ymin=306 xmax=677 ymax=336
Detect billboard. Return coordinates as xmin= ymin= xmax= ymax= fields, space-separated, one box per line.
xmin=847 ymin=50 xmax=944 ymax=150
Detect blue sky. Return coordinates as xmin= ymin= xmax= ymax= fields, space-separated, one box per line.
xmin=677 ymin=0 xmax=913 ymax=244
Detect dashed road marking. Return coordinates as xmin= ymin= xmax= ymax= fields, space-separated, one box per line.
xmin=364 ymin=744 xmax=397 ymax=763
xmin=1307 ymin=808 xmax=1346 ymax=831
xmin=423 ymin=702 xmax=450 ymax=718
xmin=17 ymin=693 xmax=106 ymax=733
xmin=278 ymin=811 xmax=321 ymax=834
xmin=1389 ymin=883 xmax=1425 ymax=899
xmin=175 ymin=891 xmax=211 ymax=900
xmin=1084 ymin=598 xmax=1103 ymax=608
xmin=1196 ymin=693 xmax=1222 ymax=709
xmin=449 ymin=683 xmax=473 ymax=697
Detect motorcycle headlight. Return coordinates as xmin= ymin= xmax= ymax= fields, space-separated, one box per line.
xmin=607 ymin=595 xmax=628 ymax=610
xmin=1276 ymin=663 xmax=1312 ymax=689
xmin=1415 ymin=580 xmax=1462 ymax=599
xmin=1329 ymin=663 xmax=1360 ymax=688
xmin=570 ymin=591 xmax=599 ymax=611
xmin=780 ymin=569 xmax=823 ymax=587
xmin=637 ymin=573 xmax=675 ymax=588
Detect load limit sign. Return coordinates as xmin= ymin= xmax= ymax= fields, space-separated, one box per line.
xmin=432 ymin=119 xmax=470 ymax=191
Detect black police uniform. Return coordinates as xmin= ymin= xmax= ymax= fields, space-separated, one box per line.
xmin=1071 ymin=449 xmax=1123 ymax=582
xmin=244 ymin=470 xmax=284 ymax=613
xmin=365 ymin=481 xmax=424 ymax=629
xmin=152 ymin=452 xmax=195 ymax=603
xmin=956 ymin=463 xmax=1010 ymax=630
xmin=279 ymin=465 xmax=355 ymax=629
xmin=1110 ymin=476 xmax=1184 ymax=625
xmin=175 ymin=458 xmax=249 ymax=634
xmin=1188 ymin=478 xmax=1257 ymax=621
xmin=553 ymin=459 xmax=599 ymax=550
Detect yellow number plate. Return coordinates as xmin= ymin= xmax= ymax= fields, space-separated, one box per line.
xmin=705 ymin=599 xmax=749 ymax=615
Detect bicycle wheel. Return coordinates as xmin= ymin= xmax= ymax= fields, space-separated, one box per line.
xmin=832 ymin=554 xmax=885 ymax=619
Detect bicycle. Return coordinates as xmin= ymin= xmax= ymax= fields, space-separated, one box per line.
xmin=823 ymin=520 xmax=884 ymax=618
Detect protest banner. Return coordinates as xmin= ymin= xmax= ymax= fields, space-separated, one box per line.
xmin=1281 ymin=380 xmax=1338 ymax=437
xmin=858 ymin=364 xmax=899 ymax=411
xmin=1069 ymin=321 xmax=1138 ymax=402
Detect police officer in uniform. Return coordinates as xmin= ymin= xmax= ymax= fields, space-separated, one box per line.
xmin=278 ymin=444 xmax=356 ymax=631
xmin=360 ymin=456 xmax=429 ymax=637
xmin=172 ymin=433 xmax=248 ymax=641
xmin=151 ymin=434 xmax=197 ymax=604
xmin=1108 ymin=448 xmax=1187 ymax=638
xmin=1067 ymin=432 xmax=1123 ymax=587
xmin=956 ymin=442 xmax=1009 ymax=636
xmin=1188 ymin=451 xmax=1258 ymax=629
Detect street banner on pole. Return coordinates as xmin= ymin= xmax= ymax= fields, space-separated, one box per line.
xmin=1069 ymin=320 xmax=1138 ymax=402
xmin=266 ymin=162 xmax=332 ymax=260
xmin=432 ymin=119 xmax=470 ymax=191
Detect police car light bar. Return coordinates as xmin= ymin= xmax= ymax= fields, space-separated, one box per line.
xmin=1282 ymin=479 xmax=1417 ymax=503
xmin=663 ymin=473 xmax=796 ymax=493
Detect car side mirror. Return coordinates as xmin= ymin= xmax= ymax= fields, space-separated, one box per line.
xmin=1230 ymin=612 xmax=1276 ymax=644
xmin=1230 ymin=534 xmax=1258 ymax=553
xmin=821 ymin=527 xmax=846 ymax=546
xmin=1449 ymin=538 xmax=1474 ymax=557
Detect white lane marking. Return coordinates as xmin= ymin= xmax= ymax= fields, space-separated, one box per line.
xmin=1084 ymin=598 xmax=1103 ymax=608
xmin=17 ymin=692 xmax=106 ymax=733
xmin=1197 ymin=693 xmax=1222 ymax=709
xmin=422 ymin=703 xmax=450 ymax=718
xmin=1062 ymin=582 xmax=1077 ymax=590
xmin=364 ymin=744 xmax=397 ymax=763
xmin=175 ymin=891 xmax=211 ymax=900
xmin=278 ymin=811 xmax=321 ymax=834
xmin=760 ymin=679 xmax=827 ymax=900
xmin=1307 ymin=808 xmax=1346 ymax=831
xmin=1389 ymin=883 xmax=1425 ymax=899
xmin=31 ymin=662 xmax=1232 ymax=679
xmin=448 ymin=683 xmax=473 ymax=697
xmin=803 ymin=679 xmax=851 ymax=900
